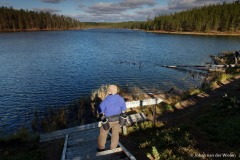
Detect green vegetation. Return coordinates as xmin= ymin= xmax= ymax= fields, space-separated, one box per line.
xmin=81 ymin=1 xmax=240 ymax=34
xmin=196 ymin=95 xmax=240 ymax=147
xmin=121 ymin=92 xmax=240 ymax=159
xmin=149 ymin=1 xmax=240 ymax=32
xmin=113 ymin=1 xmax=240 ymax=33
xmin=122 ymin=121 xmax=201 ymax=160
xmin=36 ymin=97 xmax=96 ymax=133
xmin=121 ymin=55 xmax=240 ymax=159
xmin=0 ymin=6 xmax=82 ymax=32
xmin=0 ymin=128 xmax=41 ymax=160
xmin=0 ymin=127 xmax=63 ymax=160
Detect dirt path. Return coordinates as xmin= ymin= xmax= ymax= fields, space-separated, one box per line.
xmin=155 ymin=75 xmax=240 ymax=153
xmin=159 ymin=76 xmax=240 ymax=126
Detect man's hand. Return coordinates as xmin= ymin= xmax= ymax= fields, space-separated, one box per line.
xmin=97 ymin=113 xmax=104 ymax=122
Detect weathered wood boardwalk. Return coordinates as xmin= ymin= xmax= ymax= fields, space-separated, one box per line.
xmin=62 ymin=127 xmax=129 ymax=160
xmin=40 ymin=98 xmax=163 ymax=159
xmin=40 ymin=113 xmax=148 ymax=160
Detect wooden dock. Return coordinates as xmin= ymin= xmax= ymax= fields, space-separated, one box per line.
xmin=40 ymin=113 xmax=148 ymax=160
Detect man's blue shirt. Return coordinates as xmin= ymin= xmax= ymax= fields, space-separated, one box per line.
xmin=99 ymin=94 xmax=126 ymax=117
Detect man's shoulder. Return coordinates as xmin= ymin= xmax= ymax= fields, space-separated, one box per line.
xmin=116 ymin=95 xmax=125 ymax=102
xmin=105 ymin=94 xmax=125 ymax=101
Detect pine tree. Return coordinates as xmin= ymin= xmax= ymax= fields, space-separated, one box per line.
xmin=0 ymin=6 xmax=82 ymax=32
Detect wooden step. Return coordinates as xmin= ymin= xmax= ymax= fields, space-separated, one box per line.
xmin=68 ymin=136 xmax=98 ymax=146
xmin=40 ymin=123 xmax=99 ymax=142
xmin=69 ymin=128 xmax=99 ymax=137
xmin=68 ymin=129 xmax=99 ymax=141
xmin=66 ymin=147 xmax=125 ymax=160
xmin=67 ymin=140 xmax=111 ymax=154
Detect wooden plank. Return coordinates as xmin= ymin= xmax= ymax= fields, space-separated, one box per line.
xmin=128 ymin=112 xmax=146 ymax=120
xmin=96 ymin=147 xmax=122 ymax=156
xmin=61 ymin=134 xmax=69 ymax=160
xmin=68 ymin=136 xmax=99 ymax=146
xmin=67 ymin=140 xmax=111 ymax=153
xmin=67 ymin=148 xmax=97 ymax=158
xmin=68 ymin=128 xmax=99 ymax=140
xmin=41 ymin=135 xmax=67 ymax=142
xmin=126 ymin=98 xmax=163 ymax=109
xmin=126 ymin=113 xmax=147 ymax=126
xmin=108 ymin=133 xmax=136 ymax=160
xmin=96 ymin=153 xmax=126 ymax=160
xmin=68 ymin=133 xmax=99 ymax=143
xmin=67 ymin=140 xmax=97 ymax=149
xmin=40 ymin=122 xmax=98 ymax=142
xmin=66 ymin=155 xmax=125 ymax=160
xmin=67 ymin=146 xmax=122 ymax=159
xmin=66 ymin=148 xmax=123 ymax=160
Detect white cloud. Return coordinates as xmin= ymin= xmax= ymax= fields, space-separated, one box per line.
xmin=136 ymin=6 xmax=169 ymax=18
xmin=75 ymin=0 xmax=236 ymax=22
xmin=75 ymin=12 xmax=149 ymax=22
xmin=40 ymin=0 xmax=64 ymax=4
xmin=84 ymin=0 xmax=157 ymax=15
xmin=119 ymin=0 xmax=156 ymax=8
xmin=77 ymin=4 xmax=86 ymax=9
xmin=168 ymin=0 xmax=236 ymax=10
xmin=0 ymin=1 xmax=11 ymax=6
xmin=86 ymin=2 xmax=127 ymax=14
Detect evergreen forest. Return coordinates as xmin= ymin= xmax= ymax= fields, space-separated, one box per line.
xmin=0 ymin=6 xmax=83 ymax=32
xmin=0 ymin=1 xmax=239 ymax=33
xmin=115 ymin=1 xmax=240 ymax=33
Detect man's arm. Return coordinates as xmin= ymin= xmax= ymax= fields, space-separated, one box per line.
xmin=99 ymin=100 xmax=106 ymax=114
xmin=121 ymin=97 xmax=127 ymax=112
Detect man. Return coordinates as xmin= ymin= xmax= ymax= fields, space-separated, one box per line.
xmin=97 ymin=85 xmax=126 ymax=151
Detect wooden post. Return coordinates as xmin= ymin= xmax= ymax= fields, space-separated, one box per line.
xmin=153 ymin=98 xmax=157 ymax=126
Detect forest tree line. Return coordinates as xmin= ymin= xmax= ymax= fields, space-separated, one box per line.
xmin=0 ymin=6 xmax=83 ymax=32
xmin=1 ymin=1 xmax=239 ymax=33
xmin=113 ymin=1 xmax=240 ymax=33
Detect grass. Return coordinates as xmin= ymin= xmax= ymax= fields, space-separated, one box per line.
xmin=121 ymin=65 xmax=240 ymax=159
xmin=32 ymin=95 xmax=97 ymax=133
xmin=121 ymin=94 xmax=240 ymax=159
xmin=121 ymin=121 xmax=202 ymax=160
xmin=195 ymin=95 xmax=240 ymax=149
xmin=0 ymin=128 xmax=63 ymax=160
xmin=180 ymin=88 xmax=203 ymax=100
xmin=208 ymin=73 xmax=231 ymax=88
xmin=0 ymin=128 xmax=41 ymax=160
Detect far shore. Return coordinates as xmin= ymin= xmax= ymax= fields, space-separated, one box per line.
xmin=0 ymin=28 xmax=83 ymax=33
xmin=1 ymin=28 xmax=240 ymax=36
xmin=147 ymin=30 xmax=240 ymax=36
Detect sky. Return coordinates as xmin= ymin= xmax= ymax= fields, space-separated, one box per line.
xmin=0 ymin=0 xmax=236 ymax=22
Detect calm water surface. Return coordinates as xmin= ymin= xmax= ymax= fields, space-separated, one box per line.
xmin=0 ymin=29 xmax=240 ymax=135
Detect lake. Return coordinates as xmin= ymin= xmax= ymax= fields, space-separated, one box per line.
xmin=0 ymin=29 xmax=240 ymax=135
